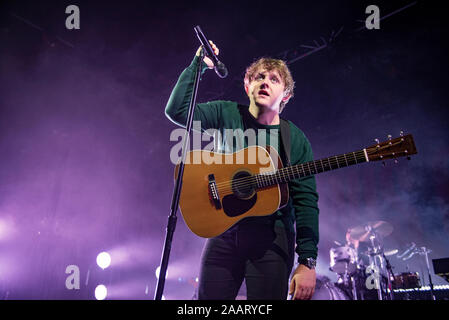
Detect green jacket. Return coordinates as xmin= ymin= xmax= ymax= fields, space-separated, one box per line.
xmin=165 ymin=56 xmax=319 ymax=261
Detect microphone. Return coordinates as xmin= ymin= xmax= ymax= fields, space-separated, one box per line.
xmin=194 ymin=25 xmax=228 ymax=78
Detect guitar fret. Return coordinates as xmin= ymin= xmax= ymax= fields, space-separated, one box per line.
xmin=307 ymin=162 xmax=312 ymax=175
xmin=254 ymin=149 xmax=370 ymax=191
xmin=353 ymin=152 xmax=357 ymax=164
xmin=285 ymin=167 xmax=291 ymax=181
xmin=343 ymin=153 xmax=349 ymax=167
xmin=292 ymin=165 xmax=299 ymax=179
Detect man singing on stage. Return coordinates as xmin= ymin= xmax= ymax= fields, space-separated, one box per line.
xmin=165 ymin=41 xmax=319 ymax=300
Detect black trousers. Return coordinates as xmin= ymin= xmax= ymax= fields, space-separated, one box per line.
xmin=198 ymin=218 xmax=295 ymax=300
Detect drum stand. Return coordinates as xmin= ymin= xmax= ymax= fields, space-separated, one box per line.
xmin=367 ymin=232 xmax=382 ymax=300
xmin=367 ymin=230 xmax=393 ymax=300
xmin=342 ymin=262 xmax=358 ymax=300
xmin=350 ymin=272 xmax=358 ymax=300
xmin=416 ymin=247 xmax=436 ymax=300
xmin=421 ymin=247 xmax=436 ymax=300
xmin=383 ymin=253 xmax=395 ymax=300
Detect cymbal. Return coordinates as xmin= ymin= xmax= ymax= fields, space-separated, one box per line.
xmin=384 ymin=249 xmax=399 ymax=256
xmin=362 ymin=248 xmax=398 ymax=256
xmin=348 ymin=221 xmax=393 ymax=242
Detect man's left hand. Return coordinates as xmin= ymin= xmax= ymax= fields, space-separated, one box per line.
xmin=289 ymin=264 xmax=316 ymax=300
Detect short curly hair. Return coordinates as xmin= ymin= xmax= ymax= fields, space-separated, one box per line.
xmin=244 ymin=57 xmax=295 ymax=113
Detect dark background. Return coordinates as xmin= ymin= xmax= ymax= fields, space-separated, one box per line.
xmin=0 ymin=0 xmax=448 ymax=299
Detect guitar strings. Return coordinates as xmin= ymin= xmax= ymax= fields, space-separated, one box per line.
xmin=214 ymin=151 xmax=366 ymax=189
xmin=213 ymin=141 xmax=400 ymax=194
xmin=215 ymin=152 xmax=366 ymax=190
xmin=214 ymin=152 xmax=367 ymax=194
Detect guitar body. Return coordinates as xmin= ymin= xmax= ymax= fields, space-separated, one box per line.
xmin=175 ymin=145 xmax=289 ymax=238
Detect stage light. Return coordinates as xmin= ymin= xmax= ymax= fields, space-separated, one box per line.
xmin=95 ymin=284 xmax=108 ymax=300
xmin=96 ymin=252 xmax=111 ymax=269
xmin=0 ymin=217 xmax=15 ymax=241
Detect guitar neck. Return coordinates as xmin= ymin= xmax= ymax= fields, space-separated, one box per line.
xmin=255 ymin=149 xmax=368 ymax=188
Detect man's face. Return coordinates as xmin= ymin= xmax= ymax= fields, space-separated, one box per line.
xmin=245 ymin=68 xmax=290 ymax=112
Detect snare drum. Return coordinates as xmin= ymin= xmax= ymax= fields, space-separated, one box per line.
xmin=330 ymin=246 xmax=358 ymax=275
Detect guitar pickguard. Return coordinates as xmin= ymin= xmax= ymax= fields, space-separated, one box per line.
xmin=222 ymin=193 xmax=257 ymax=217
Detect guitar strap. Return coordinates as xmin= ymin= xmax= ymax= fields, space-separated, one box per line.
xmin=279 ymin=118 xmax=291 ymax=167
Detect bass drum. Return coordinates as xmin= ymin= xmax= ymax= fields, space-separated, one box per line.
xmin=311 ymin=275 xmax=351 ymax=300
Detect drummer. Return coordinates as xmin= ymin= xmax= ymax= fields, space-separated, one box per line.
xmin=345 ymin=229 xmax=370 ymax=266
xmin=346 ymin=229 xmax=359 ymax=249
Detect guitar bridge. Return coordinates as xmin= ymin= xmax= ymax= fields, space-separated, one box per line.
xmin=208 ymin=174 xmax=222 ymax=209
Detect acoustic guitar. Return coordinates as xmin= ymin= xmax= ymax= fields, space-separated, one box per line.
xmin=175 ymin=133 xmax=417 ymax=238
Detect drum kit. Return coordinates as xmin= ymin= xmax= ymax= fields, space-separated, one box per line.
xmin=315 ymin=220 xmax=430 ymax=300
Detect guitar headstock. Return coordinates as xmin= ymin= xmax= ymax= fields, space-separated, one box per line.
xmin=366 ymin=133 xmax=417 ymax=162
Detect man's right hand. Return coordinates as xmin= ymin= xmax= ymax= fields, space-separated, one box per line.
xmin=196 ymin=41 xmax=219 ymax=69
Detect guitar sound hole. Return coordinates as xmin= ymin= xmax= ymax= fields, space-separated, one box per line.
xmin=220 ymin=170 xmax=257 ymax=218
xmin=232 ymin=170 xmax=255 ymax=199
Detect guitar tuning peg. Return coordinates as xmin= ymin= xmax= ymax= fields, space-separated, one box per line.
xmin=387 ymin=135 xmax=392 ymax=144
xmin=400 ymin=130 xmax=404 ymax=137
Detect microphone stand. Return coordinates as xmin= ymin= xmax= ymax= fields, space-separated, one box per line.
xmin=154 ymin=48 xmax=205 ymax=300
